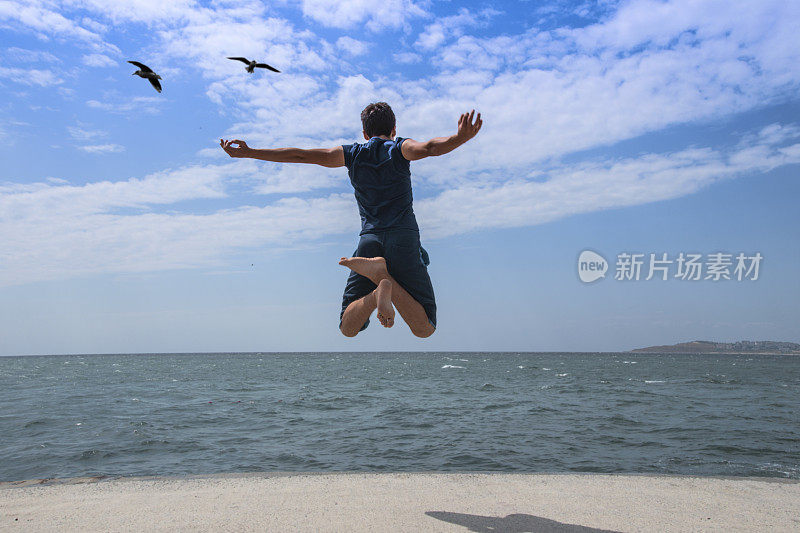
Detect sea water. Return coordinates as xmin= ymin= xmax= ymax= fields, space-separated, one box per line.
xmin=1 ymin=352 xmax=798 ymax=482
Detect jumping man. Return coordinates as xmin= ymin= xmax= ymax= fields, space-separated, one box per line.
xmin=221 ymin=102 xmax=482 ymax=338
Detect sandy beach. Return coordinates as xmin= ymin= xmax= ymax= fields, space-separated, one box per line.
xmin=1 ymin=472 xmax=798 ymax=532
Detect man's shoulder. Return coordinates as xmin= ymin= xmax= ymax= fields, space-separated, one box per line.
xmin=342 ymin=140 xmax=364 ymax=150
xmin=392 ymin=137 xmax=411 ymax=164
xmin=342 ymin=141 xmax=364 ymax=169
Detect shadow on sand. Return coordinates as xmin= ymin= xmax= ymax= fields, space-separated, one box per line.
xmin=425 ymin=511 xmax=621 ymax=532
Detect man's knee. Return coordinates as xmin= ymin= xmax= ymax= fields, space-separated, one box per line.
xmin=340 ymin=325 xmax=359 ymax=337
xmin=340 ymin=317 xmax=369 ymax=337
xmin=412 ymin=323 xmax=435 ymax=338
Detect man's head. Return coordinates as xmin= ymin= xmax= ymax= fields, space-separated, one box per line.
xmin=361 ymin=102 xmax=396 ymax=140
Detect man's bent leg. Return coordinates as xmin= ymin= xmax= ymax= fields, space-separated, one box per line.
xmin=340 ymin=291 xmax=376 ymax=337
xmin=340 ymin=280 xmax=395 ymax=337
xmin=338 ymin=234 xmax=385 ymax=336
xmin=388 ymin=277 xmax=434 ymax=337
xmin=339 ymin=257 xmax=434 ymax=338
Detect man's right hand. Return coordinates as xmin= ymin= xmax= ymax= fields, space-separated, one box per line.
xmin=456 ymin=109 xmax=482 ymax=142
xmin=400 ymin=110 xmax=483 ymax=160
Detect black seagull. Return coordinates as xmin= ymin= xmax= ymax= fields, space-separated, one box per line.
xmin=128 ymin=61 xmax=162 ymax=93
xmin=227 ymin=57 xmax=280 ymax=74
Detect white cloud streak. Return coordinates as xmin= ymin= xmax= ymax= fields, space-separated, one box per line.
xmin=78 ymin=143 xmax=125 ymax=153
xmin=4 ymin=47 xmax=60 ymax=63
xmin=336 ymin=36 xmax=369 ymax=57
xmin=86 ymin=96 xmax=162 ymax=114
xmin=0 ymin=66 xmax=62 ymax=86
xmin=414 ymin=7 xmax=500 ymax=51
xmin=299 ymin=0 xmax=428 ymax=31
xmin=393 ymin=51 xmax=421 ymax=64
xmin=0 ymin=0 xmax=119 ymax=53
xmin=81 ymin=53 xmax=116 ymax=67
xmin=418 ymin=130 xmax=800 ymax=238
xmin=67 ymin=124 xmax=106 ymax=141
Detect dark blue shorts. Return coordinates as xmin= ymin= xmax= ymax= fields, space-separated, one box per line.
xmin=340 ymin=230 xmax=437 ymax=332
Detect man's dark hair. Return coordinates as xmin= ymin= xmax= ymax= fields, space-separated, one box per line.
xmin=360 ymin=102 xmax=396 ymax=138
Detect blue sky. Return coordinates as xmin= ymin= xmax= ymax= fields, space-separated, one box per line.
xmin=1 ymin=0 xmax=799 ymax=355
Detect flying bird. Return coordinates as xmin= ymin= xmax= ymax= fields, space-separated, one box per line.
xmin=128 ymin=61 xmax=162 ymax=93
xmin=227 ymin=57 xmax=280 ymax=74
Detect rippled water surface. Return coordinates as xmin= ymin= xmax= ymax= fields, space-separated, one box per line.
xmin=1 ymin=352 xmax=798 ymax=481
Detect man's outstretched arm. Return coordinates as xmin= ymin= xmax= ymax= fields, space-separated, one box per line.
xmin=401 ymin=109 xmax=482 ymax=161
xmin=220 ymin=139 xmax=345 ymax=168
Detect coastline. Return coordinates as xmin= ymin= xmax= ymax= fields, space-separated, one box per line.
xmin=2 ymin=472 xmax=798 ymax=532
xmin=629 ymin=351 xmax=800 ymax=355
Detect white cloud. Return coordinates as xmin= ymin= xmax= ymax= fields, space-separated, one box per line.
xmin=0 ymin=118 xmax=29 ymax=140
xmin=0 ymin=162 xmax=234 ymax=218
xmin=0 ymin=66 xmax=62 ymax=87
xmin=72 ymin=0 xmax=200 ymax=25
xmin=253 ymin=164 xmax=345 ymax=195
xmin=81 ymin=53 xmax=116 ymax=67
xmin=0 ymin=0 xmax=119 ymax=53
xmin=87 ymin=96 xmax=163 ymax=114
xmin=80 ymin=16 xmax=107 ymax=33
xmin=299 ymin=0 xmax=428 ymax=31
xmin=154 ymin=12 xmax=329 ymax=79
xmin=78 ymin=143 xmax=125 ymax=153
xmin=336 ymin=36 xmax=369 ymax=57
xmin=417 ymin=136 xmax=800 ymax=239
xmin=208 ymin=73 xmax=376 ymax=147
xmin=0 ymin=166 xmax=357 ymax=286
xmin=393 ymin=51 xmax=421 ymax=64
xmin=4 ymin=47 xmax=60 ymax=63
xmin=67 ymin=124 xmax=106 ymax=141
xmin=414 ymin=7 xmax=500 ymax=51
xmin=742 ymin=124 xmax=800 ymax=148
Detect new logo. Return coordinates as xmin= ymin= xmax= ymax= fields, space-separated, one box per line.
xmin=578 ymin=250 xmax=608 ymax=283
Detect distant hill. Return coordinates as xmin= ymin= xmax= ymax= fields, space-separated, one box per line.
xmin=631 ymin=340 xmax=800 ymax=354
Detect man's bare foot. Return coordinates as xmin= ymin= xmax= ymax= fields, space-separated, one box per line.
xmin=374 ymin=279 xmax=394 ymax=328
xmin=338 ymin=256 xmax=389 ymax=284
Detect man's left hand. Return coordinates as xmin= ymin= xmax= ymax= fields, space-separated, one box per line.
xmin=220 ymin=139 xmax=251 ymax=158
